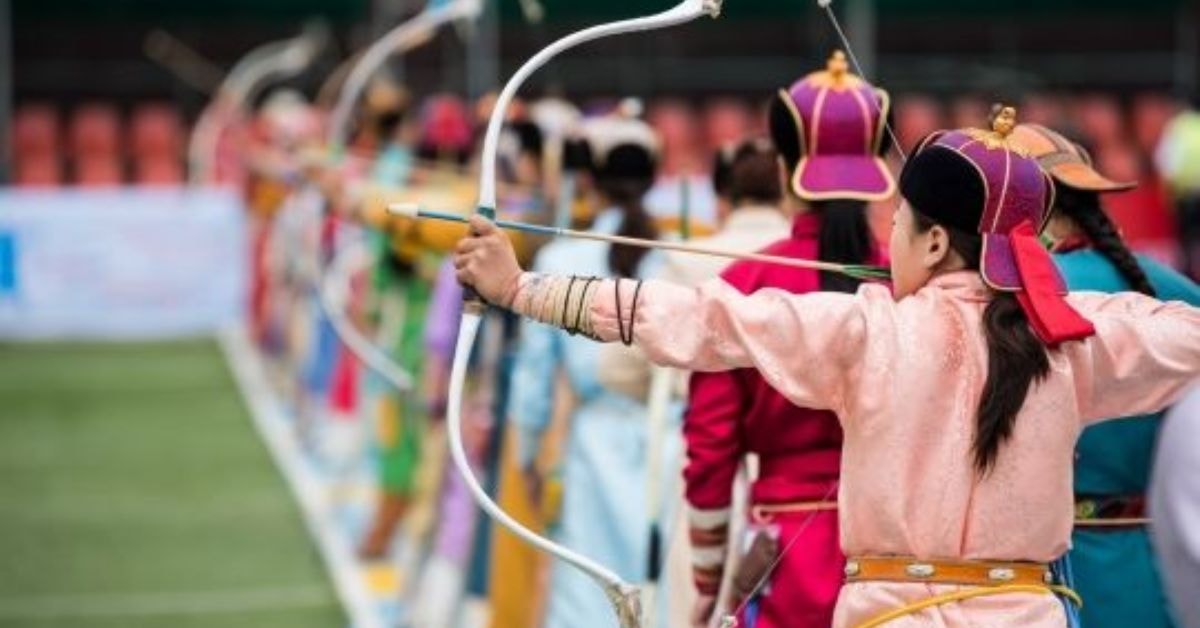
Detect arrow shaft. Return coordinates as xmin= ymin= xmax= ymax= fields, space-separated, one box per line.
xmin=413 ymin=208 xmax=889 ymax=278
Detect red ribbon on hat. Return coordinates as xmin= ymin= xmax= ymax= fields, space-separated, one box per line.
xmin=1009 ymin=220 xmax=1096 ymax=347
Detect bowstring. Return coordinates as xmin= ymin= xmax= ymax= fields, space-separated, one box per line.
xmin=721 ymin=4 xmax=905 ymax=621
xmin=818 ymin=1 xmax=907 ymax=164
xmin=723 ymin=483 xmax=839 ymax=624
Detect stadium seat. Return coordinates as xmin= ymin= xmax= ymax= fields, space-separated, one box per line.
xmin=134 ymin=157 xmax=184 ymax=185
xmin=951 ymin=95 xmax=989 ymax=130
xmin=131 ymin=103 xmax=184 ymax=160
xmin=648 ymin=99 xmax=702 ymax=175
xmin=14 ymin=155 xmax=63 ymax=187
xmin=13 ymin=103 xmax=60 ymax=158
xmin=74 ymin=155 xmax=124 ymax=187
xmin=895 ymin=95 xmax=944 ymax=152
xmin=1131 ymin=93 xmax=1178 ymax=156
xmin=1073 ymin=94 xmax=1126 ymax=148
xmin=70 ymin=103 xmax=123 ymax=160
xmin=702 ymin=99 xmax=755 ymax=157
xmin=1019 ymin=93 xmax=1068 ymax=128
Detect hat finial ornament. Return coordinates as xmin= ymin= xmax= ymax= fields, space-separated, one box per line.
xmin=827 ymin=50 xmax=849 ymax=83
xmin=991 ymin=104 xmax=1017 ymax=138
xmin=966 ymin=103 xmax=1026 ymax=153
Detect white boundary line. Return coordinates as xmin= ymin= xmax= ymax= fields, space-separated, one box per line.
xmin=217 ymin=326 xmax=384 ymax=628
xmin=0 ymin=586 xmax=332 ymax=620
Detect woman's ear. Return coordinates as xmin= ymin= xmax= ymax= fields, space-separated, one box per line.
xmin=923 ymin=224 xmax=952 ymax=269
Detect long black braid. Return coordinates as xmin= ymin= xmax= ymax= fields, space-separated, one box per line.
xmin=1055 ymin=186 xmax=1157 ymax=297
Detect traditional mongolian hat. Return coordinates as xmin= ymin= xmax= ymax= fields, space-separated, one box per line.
xmin=900 ymin=105 xmax=1096 ymax=346
xmin=1008 ymin=123 xmax=1136 ymax=192
xmin=417 ymin=94 xmax=473 ymax=161
xmin=770 ymin=50 xmax=895 ymax=202
xmin=712 ymin=136 xmax=776 ymax=200
xmin=574 ymin=112 xmax=661 ymax=183
xmin=528 ymin=97 xmax=582 ymax=173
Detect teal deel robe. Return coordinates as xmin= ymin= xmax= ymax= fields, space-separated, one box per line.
xmin=1056 ymin=249 xmax=1200 ymax=628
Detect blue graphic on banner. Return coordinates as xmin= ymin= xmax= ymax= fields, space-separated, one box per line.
xmin=0 ymin=232 xmax=16 ymax=298
xmin=0 ymin=186 xmax=246 ymax=339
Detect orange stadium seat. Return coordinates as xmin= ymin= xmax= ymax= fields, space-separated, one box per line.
xmin=1073 ymin=94 xmax=1126 ymax=149
xmin=74 ymin=155 xmax=124 ymax=187
xmin=648 ymin=99 xmax=702 ymax=175
xmin=1019 ymin=93 xmax=1069 ymax=128
xmin=14 ymin=155 xmax=63 ymax=187
xmin=895 ymin=95 xmax=944 ymax=152
xmin=1131 ymin=93 xmax=1178 ymax=156
xmin=134 ymin=157 xmax=184 ymax=185
xmin=13 ymin=103 xmax=60 ymax=157
xmin=70 ymin=103 xmax=123 ymax=160
xmin=702 ymin=99 xmax=755 ymax=156
xmin=131 ymin=103 xmax=184 ymax=159
xmin=950 ymin=95 xmax=989 ymax=130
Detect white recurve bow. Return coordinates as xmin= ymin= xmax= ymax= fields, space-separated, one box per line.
xmin=325 ymin=0 xmax=484 ymax=152
xmin=448 ymin=2 xmax=723 ymax=626
xmin=189 ymin=24 xmax=330 ymax=183
xmin=316 ymin=0 xmax=484 ymax=394
xmin=320 ymin=240 xmax=414 ymax=393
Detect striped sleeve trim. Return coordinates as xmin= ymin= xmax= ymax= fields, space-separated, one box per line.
xmin=688 ymin=505 xmax=732 ymax=529
xmin=692 ymin=564 xmax=724 ymax=595
xmin=690 ymin=545 xmax=727 ymax=566
xmin=689 ymin=524 xmax=729 ymax=547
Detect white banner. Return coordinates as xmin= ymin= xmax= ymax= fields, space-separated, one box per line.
xmin=0 ymin=186 xmax=247 ymax=339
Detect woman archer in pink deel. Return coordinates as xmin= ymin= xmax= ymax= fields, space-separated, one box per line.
xmin=452 ymin=107 xmax=1200 ymax=627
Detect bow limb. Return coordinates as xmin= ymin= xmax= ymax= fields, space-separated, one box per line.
xmin=477 ymin=0 xmax=723 ymax=208
xmin=449 ymin=2 xmax=722 ymax=626
xmin=319 ymin=239 xmax=415 ymax=393
xmin=814 ymin=0 xmax=906 ymax=162
xmin=326 ymin=0 xmax=484 ymax=152
xmin=188 ymin=25 xmax=329 ymax=183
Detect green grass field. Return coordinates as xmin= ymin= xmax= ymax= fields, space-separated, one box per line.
xmin=0 ymin=340 xmax=345 ymax=628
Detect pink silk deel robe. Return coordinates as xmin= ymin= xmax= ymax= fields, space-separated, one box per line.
xmin=568 ymin=270 xmax=1200 ymax=627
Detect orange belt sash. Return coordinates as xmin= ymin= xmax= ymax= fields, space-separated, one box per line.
xmin=844 ymin=555 xmax=1081 ymax=628
xmin=844 ymin=555 xmax=1052 ymax=587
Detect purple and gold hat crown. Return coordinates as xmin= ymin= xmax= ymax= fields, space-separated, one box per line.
xmin=777 ymin=50 xmax=894 ymax=201
xmin=911 ymin=106 xmax=1060 ymax=292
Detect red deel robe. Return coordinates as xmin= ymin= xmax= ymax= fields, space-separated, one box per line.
xmin=683 ymin=212 xmax=868 ymax=627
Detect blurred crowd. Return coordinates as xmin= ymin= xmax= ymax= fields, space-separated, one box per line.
xmin=10 ymin=34 xmax=1200 ymax=625
xmin=12 ymin=88 xmax=1200 ymax=277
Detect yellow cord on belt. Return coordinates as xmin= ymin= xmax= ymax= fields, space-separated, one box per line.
xmin=1075 ymin=517 xmax=1150 ymax=527
xmin=855 ymin=584 xmax=1082 ymax=628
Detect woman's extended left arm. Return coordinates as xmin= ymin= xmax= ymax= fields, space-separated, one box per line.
xmin=454 ymin=216 xmax=872 ymax=411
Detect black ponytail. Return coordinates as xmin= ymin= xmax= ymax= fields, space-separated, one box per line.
xmin=1055 ymin=187 xmax=1156 ymax=297
xmin=812 ymin=199 xmax=873 ymax=293
xmin=913 ymin=212 xmax=1050 ymax=475
xmin=599 ymin=178 xmax=658 ymax=278
xmin=976 ymin=292 xmax=1051 ymax=473
xmin=587 ymin=142 xmax=659 ymax=279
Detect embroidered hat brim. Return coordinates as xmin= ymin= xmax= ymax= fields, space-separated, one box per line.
xmin=793 ymin=154 xmax=896 ymax=202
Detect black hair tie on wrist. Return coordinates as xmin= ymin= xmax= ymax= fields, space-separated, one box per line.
xmin=614 ymin=279 xmax=627 ymax=345
xmin=614 ymin=279 xmax=623 ymax=342
xmin=624 ymin=279 xmax=644 ymax=346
